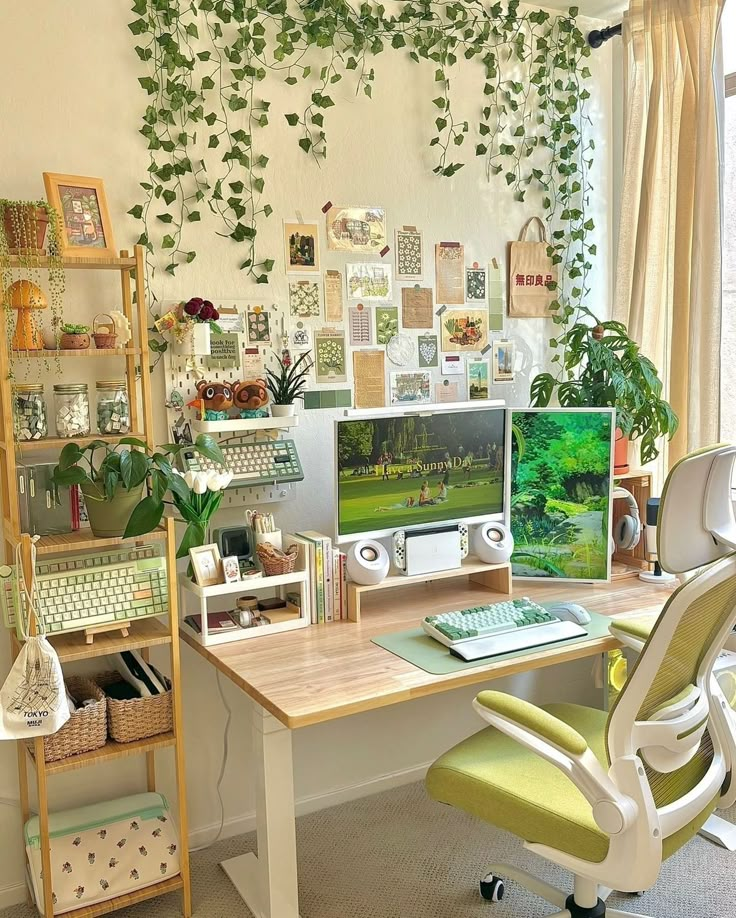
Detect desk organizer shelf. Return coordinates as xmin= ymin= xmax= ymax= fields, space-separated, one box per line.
xmin=191 ymin=415 xmax=298 ymax=435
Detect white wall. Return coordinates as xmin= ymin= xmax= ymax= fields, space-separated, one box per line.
xmin=0 ymin=2 xmax=614 ymax=905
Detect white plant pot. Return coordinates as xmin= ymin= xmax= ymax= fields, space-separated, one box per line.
xmin=172 ymin=323 xmax=211 ymax=357
xmin=271 ymin=404 xmax=296 ymax=417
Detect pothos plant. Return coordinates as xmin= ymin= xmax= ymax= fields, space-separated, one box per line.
xmin=0 ymin=201 xmax=65 ymax=374
xmin=128 ymin=1 xmax=595 ymax=328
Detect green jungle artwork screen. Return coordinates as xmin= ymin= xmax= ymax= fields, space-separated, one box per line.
xmin=510 ymin=410 xmax=613 ymax=581
xmin=337 ymin=410 xmax=505 ymax=536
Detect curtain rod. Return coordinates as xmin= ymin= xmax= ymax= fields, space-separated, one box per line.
xmin=588 ymin=24 xmax=622 ymax=48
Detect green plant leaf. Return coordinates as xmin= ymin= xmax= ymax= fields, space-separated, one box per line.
xmin=123 ymin=496 xmax=165 ymax=539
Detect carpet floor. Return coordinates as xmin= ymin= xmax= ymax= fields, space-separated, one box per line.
xmin=3 ymin=781 xmax=735 ymax=918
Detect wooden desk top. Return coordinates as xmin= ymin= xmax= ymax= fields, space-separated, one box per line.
xmin=180 ymin=577 xmax=676 ymax=729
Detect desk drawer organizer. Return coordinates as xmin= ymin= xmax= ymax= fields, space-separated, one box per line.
xmin=94 ymin=671 xmax=172 ymax=743
xmin=28 ymin=676 xmax=107 ymax=764
xmin=25 ymin=792 xmax=180 ymax=915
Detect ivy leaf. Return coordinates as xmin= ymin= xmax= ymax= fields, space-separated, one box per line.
xmin=157 ymin=213 xmax=173 ymax=223
xmin=298 ymin=137 xmax=312 ymax=153
xmin=188 ymin=211 xmax=201 ymax=222
xmin=201 ymin=76 xmax=215 ymax=90
xmin=162 ymin=235 xmax=175 ymax=250
xmin=285 ymin=113 xmax=300 ymax=126
xmin=208 ymin=134 xmax=219 ymax=148
xmin=127 ymin=205 xmax=144 ymax=219
xmin=432 ymin=96 xmax=446 ymax=109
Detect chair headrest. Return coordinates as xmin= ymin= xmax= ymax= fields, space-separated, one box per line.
xmin=658 ymin=445 xmax=736 ymax=574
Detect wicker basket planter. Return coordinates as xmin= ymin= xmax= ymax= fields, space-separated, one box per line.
xmin=60 ymin=332 xmax=90 ymax=349
xmin=95 ymin=671 xmax=173 ymax=743
xmin=28 ymin=676 xmax=107 ymax=764
xmin=92 ymin=313 xmax=118 ymax=349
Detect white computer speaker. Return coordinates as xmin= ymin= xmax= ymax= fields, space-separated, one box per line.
xmin=346 ymin=539 xmax=390 ymax=585
xmin=472 ymin=522 xmax=514 ymax=564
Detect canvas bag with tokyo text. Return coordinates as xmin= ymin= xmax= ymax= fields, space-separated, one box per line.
xmin=508 ymin=216 xmax=558 ymax=318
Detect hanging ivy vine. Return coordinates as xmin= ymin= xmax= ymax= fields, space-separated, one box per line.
xmin=128 ymin=0 xmax=595 ymax=332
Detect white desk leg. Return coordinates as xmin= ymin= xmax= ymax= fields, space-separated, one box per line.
xmin=221 ymin=703 xmax=302 ymax=917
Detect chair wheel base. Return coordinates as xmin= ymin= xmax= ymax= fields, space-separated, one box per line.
xmin=480 ymin=874 xmax=505 ymax=902
xmin=565 ymin=893 xmax=606 ymax=917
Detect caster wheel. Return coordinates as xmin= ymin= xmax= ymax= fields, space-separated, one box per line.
xmin=480 ymin=874 xmax=505 ymax=902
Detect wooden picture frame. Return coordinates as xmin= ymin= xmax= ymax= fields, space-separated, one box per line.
xmin=189 ymin=543 xmax=223 ymax=587
xmin=42 ymin=172 xmax=116 ymax=258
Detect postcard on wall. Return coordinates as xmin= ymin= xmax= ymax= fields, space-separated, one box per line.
xmin=492 ymin=339 xmax=516 ymax=383
xmin=375 ymin=306 xmax=399 ymax=346
xmin=284 ymin=221 xmax=320 ymax=274
xmin=390 ymin=371 xmax=431 ymax=406
xmin=315 ymin=329 xmax=347 ymax=384
xmin=348 ymin=305 xmax=373 ymax=346
xmin=289 ymin=280 xmax=321 ymax=318
xmin=400 ymin=285 xmax=433 ymax=329
xmin=205 ymin=333 xmax=240 ymax=370
xmin=324 ymin=269 xmax=344 ymax=322
xmin=467 ymin=358 xmax=490 ymax=400
xmin=395 ymin=227 xmax=423 ymax=280
xmin=418 ymin=333 xmax=439 ymax=368
xmin=326 ymin=205 xmax=386 ymax=253
xmin=435 ymin=380 xmax=460 ymax=403
xmin=243 ymin=347 xmax=265 ymax=378
xmin=488 ymin=258 xmax=505 ymax=333
xmin=466 ymin=266 xmax=487 ymax=302
xmin=353 ymin=350 xmax=386 ymax=409
xmin=441 ymin=308 xmax=488 ymax=352
xmin=435 ymin=242 xmax=465 ymax=305
xmin=290 ymin=324 xmax=312 ymax=350
xmin=214 ymin=305 xmax=244 ymax=334
xmin=346 ymin=262 xmax=392 ymax=301
xmin=246 ymin=307 xmax=271 ymax=344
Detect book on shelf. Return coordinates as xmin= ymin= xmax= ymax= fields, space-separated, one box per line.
xmin=184 ymin=611 xmax=240 ymax=634
xmin=292 ymin=531 xmax=341 ymax=624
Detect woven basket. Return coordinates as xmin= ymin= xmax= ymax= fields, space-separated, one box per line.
xmin=95 ymin=671 xmax=173 ymax=744
xmin=60 ymin=332 xmax=90 ymax=349
xmin=28 ymin=676 xmax=107 ymax=764
xmin=256 ymin=541 xmax=298 ymax=576
xmin=92 ymin=313 xmax=118 ymax=349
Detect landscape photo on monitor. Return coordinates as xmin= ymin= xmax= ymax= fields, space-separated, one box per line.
xmin=337 ymin=410 xmax=505 ymax=536
xmin=510 ymin=409 xmax=613 ymax=581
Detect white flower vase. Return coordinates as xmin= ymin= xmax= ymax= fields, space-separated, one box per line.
xmin=271 ymin=404 xmax=296 ymax=418
xmin=172 ymin=323 xmax=211 ymax=357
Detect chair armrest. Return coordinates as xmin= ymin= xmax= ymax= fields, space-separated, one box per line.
xmin=475 ymin=691 xmax=588 ymax=756
xmin=609 ymin=613 xmax=658 ymax=651
xmin=473 ymin=691 xmax=639 ymax=836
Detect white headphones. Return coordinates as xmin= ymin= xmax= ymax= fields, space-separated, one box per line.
xmin=612 ymin=487 xmax=641 ymax=551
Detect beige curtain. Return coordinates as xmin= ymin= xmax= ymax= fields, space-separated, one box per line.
xmin=614 ymin=0 xmax=725 ymax=466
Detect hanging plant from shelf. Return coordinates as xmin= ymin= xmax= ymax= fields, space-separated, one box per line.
xmin=129 ymin=1 xmax=594 ymax=328
xmin=0 ymin=200 xmax=66 ymax=375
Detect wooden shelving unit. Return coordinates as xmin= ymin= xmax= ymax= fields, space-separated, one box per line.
xmin=0 ymin=247 xmax=191 ymax=918
xmin=612 ymin=469 xmax=653 ymax=580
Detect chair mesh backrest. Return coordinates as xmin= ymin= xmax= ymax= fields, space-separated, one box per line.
xmin=606 ymin=552 xmax=736 ymax=808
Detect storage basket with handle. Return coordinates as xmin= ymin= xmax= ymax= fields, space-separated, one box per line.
xmin=256 ymin=541 xmax=298 ymax=576
xmin=27 ymin=676 xmax=107 ymax=764
xmin=92 ymin=313 xmax=118 ymax=349
xmin=94 ymin=671 xmax=172 ymax=743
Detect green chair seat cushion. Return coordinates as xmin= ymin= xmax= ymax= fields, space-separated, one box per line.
xmin=609 ymin=614 xmax=658 ymax=644
xmin=426 ymin=703 xmax=612 ymax=863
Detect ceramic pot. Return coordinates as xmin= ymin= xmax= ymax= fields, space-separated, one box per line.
xmin=271 ymin=404 xmax=296 ymax=418
xmin=614 ymin=429 xmax=630 ymax=474
xmin=2 ymin=204 xmax=48 ymax=252
xmin=80 ymin=481 xmax=144 ymax=539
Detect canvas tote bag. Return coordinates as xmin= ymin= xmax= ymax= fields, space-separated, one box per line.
xmin=508 ymin=216 xmax=557 ymax=318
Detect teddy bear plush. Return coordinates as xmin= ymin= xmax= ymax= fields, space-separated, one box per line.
xmin=233 ymin=379 xmax=270 ymax=418
xmin=195 ymin=380 xmax=234 ymax=420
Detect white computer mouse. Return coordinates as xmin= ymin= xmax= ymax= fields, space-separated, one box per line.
xmin=544 ymin=601 xmax=592 ymax=625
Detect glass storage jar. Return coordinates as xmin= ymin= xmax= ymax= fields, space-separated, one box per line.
xmin=54 ymin=383 xmax=90 ymax=438
xmin=96 ymin=380 xmax=131 ymax=434
xmin=13 ymin=384 xmax=48 ymax=441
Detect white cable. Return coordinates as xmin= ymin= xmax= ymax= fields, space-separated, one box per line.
xmin=190 ymin=668 xmax=232 ymax=852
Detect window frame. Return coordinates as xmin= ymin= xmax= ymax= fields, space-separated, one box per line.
xmin=728 ymin=72 xmax=736 ymax=97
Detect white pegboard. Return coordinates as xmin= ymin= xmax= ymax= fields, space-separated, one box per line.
xmin=163 ymin=299 xmax=299 ymax=508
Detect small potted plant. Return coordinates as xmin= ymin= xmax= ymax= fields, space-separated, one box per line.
xmin=60 ymin=322 xmax=90 ymax=349
xmin=165 ymin=297 xmax=222 ymax=357
xmin=530 ymin=318 xmax=678 ymax=468
xmin=52 ymin=434 xmax=224 ymax=539
xmin=266 ymin=351 xmax=313 ymax=417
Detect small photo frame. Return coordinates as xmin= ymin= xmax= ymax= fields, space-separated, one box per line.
xmin=43 ymin=172 xmax=116 ymax=258
xmin=492 ymin=339 xmax=516 ymax=384
xmin=190 ymin=544 xmax=222 ymax=587
xmin=222 ymin=555 xmax=241 ymax=584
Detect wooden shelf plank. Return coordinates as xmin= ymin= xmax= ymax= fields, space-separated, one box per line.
xmin=46 ymin=617 xmax=172 ymax=663
xmin=16 ymin=432 xmax=147 ymax=453
xmin=179 ymin=568 xmax=307 ymax=598
xmin=46 ymin=875 xmax=184 ymax=918
xmin=28 ymin=732 xmax=176 ymax=775
xmin=12 ymin=347 xmax=141 ymax=358
xmin=32 ymin=526 xmax=166 ymax=555
xmin=4 ymin=254 xmax=136 ymax=271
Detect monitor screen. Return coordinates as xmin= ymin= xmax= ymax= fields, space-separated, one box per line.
xmin=336 ymin=408 xmax=506 ymax=539
xmin=509 ymin=408 xmax=615 ymax=582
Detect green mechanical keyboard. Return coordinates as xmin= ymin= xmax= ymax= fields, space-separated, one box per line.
xmin=0 ymin=545 xmax=169 ymax=638
xmin=181 ymin=439 xmax=304 ymax=486
xmin=422 ymin=597 xmax=558 ymax=648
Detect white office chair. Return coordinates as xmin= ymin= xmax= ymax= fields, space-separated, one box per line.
xmin=426 ymin=445 xmax=736 ymax=916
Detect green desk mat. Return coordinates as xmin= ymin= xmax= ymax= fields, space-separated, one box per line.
xmin=372 ymin=611 xmax=613 ymax=675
